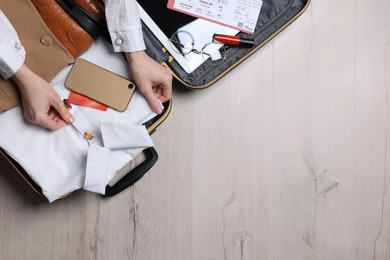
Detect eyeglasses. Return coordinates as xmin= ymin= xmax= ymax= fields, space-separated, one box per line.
xmin=169 ymin=30 xmax=227 ymax=66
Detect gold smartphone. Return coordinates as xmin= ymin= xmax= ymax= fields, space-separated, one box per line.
xmin=65 ymin=59 xmax=136 ymax=112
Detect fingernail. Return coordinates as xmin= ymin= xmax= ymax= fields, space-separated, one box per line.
xmin=68 ymin=115 xmax=75 ymax=123
xmin=156 ymin=107 xmax=162 ymax=114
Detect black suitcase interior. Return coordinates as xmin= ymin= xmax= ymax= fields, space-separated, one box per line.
xmin=141 ymin=0 xmax=311 ymax=89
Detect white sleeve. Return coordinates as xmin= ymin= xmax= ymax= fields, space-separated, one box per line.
xmin=0 ymin=10 xmax=26 ymax=79
xmin=102 ymin=0 xmax=146 ymax=52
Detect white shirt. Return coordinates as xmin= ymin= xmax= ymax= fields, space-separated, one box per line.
xmin=0 ymin=0 xmax=145 ymax=79
xmin=0 ymin=39 xmax=158 ymax=202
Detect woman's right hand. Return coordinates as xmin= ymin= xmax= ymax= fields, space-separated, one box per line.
xmin=11 ymin=63 xmax=74 ymax=130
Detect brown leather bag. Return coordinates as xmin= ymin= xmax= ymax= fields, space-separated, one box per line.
xmin=31 ymin=0 xmax=106 ymax=58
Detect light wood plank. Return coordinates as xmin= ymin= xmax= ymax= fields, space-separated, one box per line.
xmin=1 ymin=0 xmax=390 ymax=259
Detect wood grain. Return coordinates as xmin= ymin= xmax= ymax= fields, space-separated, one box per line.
xmin=1 ymin=0 xmax=390 ymax=259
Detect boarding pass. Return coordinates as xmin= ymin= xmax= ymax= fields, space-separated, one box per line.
xmin=167 ymin=0 xmax=263 ymax=34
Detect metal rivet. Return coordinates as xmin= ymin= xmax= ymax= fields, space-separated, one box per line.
xmin=40 ymin=35 xmax=53 ymax=46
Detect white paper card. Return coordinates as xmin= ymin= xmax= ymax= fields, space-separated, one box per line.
xmin=167 ymin=0 xmax=263 ymax=34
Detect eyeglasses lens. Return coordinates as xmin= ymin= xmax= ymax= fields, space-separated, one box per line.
xmin=169 ymin=31 xmax=194 ymax=55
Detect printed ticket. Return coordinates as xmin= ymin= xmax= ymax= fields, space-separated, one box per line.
xmin=167 ymin=0 xmax=263 ymax=34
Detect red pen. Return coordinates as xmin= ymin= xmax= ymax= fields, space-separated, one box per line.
xmin=213 ymin=34 xmax=254 ymax=48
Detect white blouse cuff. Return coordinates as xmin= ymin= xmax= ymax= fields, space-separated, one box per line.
xmin=0 ymin=39 xmax=25 ymax=79
xmin=109 ymin=28 xmax=146 ymax=53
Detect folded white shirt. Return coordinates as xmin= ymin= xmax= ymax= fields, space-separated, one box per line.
xmin=0 ymin=39 xmax=158 ymax=202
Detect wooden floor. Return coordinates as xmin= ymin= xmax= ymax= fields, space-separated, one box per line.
xmin=1 ymin=0 xmax=390 ymax=259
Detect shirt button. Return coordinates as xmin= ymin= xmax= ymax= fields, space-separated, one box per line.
xmin=40 ymin=35 xmax=53 ymax=46
xmin=84 ymin=132 xmax=94 ymax=140
xmin=15 ymin=42 xmax=22 ymax=50
xmin=115 ymin=38 xmax=123 ymax=46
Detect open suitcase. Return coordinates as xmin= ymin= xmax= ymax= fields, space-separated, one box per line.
xmin=140 ymin=0 xmax=311 ymax=89
xmin=0 ymin=0 xmax=309 ymax=202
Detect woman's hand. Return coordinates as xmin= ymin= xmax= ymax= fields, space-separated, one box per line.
xmin=125 ymin=51 xmax=172 ymax=114
xmin=11 ymin=64 xmax=74 ymax=130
